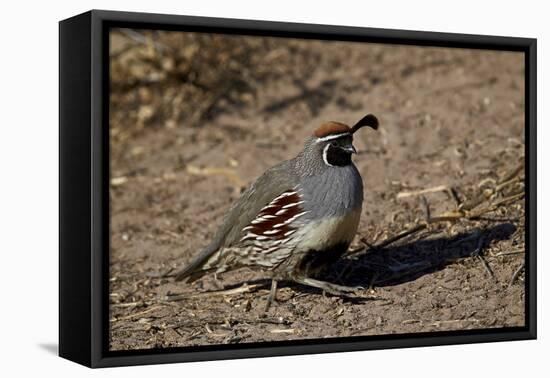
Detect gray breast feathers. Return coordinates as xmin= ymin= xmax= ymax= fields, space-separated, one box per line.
xmin=299 ymin=164 xmax=363 ymax=220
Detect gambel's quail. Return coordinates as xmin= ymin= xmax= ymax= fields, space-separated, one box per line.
xmin=175 ymin=114 xmax=379 ymax=309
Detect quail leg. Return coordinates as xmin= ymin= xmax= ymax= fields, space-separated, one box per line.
xmin=264 ymin=279 xmax=278 ymax=312
xmin=212 ymin=273 xmax=224 ymax=290
xmin=294 ymin=276 xmax=363 ymax=296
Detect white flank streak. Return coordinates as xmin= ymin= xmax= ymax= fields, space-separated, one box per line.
xmin=240 ymin=232 xmax=258 ymax=241
xmin=288 ymin=211 xmax=308 ymax=222
xmin=257 ymin=191 xmax=297 ymax=214
xmin=242 ymin=225 xmax=253 ymax=231
xmin=274 ymin=211 xmax=309 ymax=228
xmin=282 ymin=200 xmax=304 ymax=209
xmin=275 ymin=208 xmax=288 ymax=216
xmin=284 ymin=230 xmax=296 ymax=237
xmin=263 ymin=229 xmax=281 ymax=235
xmin=256 ymin=235 xmax=269 ymax=240
xmin=251 ymin=215 xmax=271 ymax=224
xmin=275 ymin=191 xmax=296 ymax=200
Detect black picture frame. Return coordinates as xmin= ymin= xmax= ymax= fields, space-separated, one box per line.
xmin=59 ymin=9 xmax=537 ymax=368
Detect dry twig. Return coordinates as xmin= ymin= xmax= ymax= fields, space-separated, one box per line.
xmin=164 ymin=283 xmax=264 ymax=302
xmin=508 ymin=262 xmax=525 ymax=289
xmin=396 ymin=185 xmax=449 ymax=199
xmin=111 ymin=305 xmax=165 ymax=322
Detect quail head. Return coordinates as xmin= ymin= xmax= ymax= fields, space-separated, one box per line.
xmin=175 ymin=114 xmax=379 ymax=309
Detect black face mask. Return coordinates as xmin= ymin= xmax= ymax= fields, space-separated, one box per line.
xmin=326 ymin=143 xmax=353 ymax=166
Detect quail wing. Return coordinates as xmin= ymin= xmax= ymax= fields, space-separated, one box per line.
xmin=174 ymin=160 xmax=299 ymax=281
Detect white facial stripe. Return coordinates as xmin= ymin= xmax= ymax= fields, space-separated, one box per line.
xmin=315 ymin=133 xmax=350 ymax=142
xmin=322 ymin=144 xmax=333 ymax=166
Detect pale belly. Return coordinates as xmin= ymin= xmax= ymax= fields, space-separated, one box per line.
xmin=295 ymin=207 xmax=361 ymax=252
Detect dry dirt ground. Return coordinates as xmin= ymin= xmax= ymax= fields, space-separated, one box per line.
xmin=108 ymin=30 xmax=526 ymax=351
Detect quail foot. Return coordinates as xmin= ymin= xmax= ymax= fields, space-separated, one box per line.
xmin=175 ymin=114 xmax=379 ymax=310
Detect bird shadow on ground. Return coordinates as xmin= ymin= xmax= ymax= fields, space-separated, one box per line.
xmin=328 ymin=222 xmax=517 ymax=289
xmin=201 ymin=223 xmax=516 ymax=303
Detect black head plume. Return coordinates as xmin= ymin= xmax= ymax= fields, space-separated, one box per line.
xmin=350 ymin=114 xmax=379 ymax=134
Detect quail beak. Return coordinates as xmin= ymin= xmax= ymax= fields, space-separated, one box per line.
xmin=342 ymin=144 xmax=357 ymax=154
